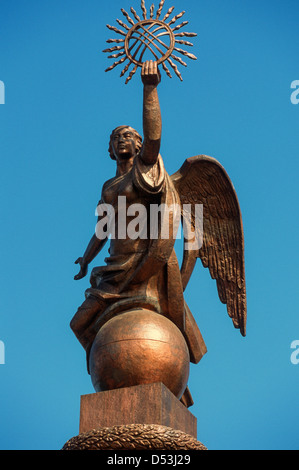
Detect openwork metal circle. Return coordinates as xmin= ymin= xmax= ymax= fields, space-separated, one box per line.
xmin=124 ymin=19 xmax=175 ymax=66
xmin=103 ymin=0 xmax=198 ymax=83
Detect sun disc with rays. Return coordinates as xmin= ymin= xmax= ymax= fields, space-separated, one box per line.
xmin=103 ymin=0 xmax=198 ymax=84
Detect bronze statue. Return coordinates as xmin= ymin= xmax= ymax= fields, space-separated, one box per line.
xmin=70 ymin=1 xmax=246 ymax=409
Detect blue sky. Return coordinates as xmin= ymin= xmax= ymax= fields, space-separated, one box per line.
xmin=0 ymin=0 xmax=298 ymax=450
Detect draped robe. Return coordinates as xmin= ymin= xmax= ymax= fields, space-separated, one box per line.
xmin=71 ymin=153 xmax=207 ymax=404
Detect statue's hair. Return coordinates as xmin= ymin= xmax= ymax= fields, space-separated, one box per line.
xmin=108 ymin=126 xmax=143 ymax=160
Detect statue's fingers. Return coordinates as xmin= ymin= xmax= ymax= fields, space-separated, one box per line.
xmin=144 ymin=60 xmax=149 ymax=75
xmin=152 ymin=61 xmax=158 ymax=75
xmin=149 ymin=60 xmax=154 ymax=75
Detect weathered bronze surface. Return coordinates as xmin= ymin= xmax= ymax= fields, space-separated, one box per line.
xmin=89 ymin=309 xmax=190 ymax=399
xmin=71 ymin=1 xmax=247 ymax=409
xmin=79 ymin=383 xmax=197 ymax=437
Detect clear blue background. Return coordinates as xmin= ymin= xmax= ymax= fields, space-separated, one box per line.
xmin=0 ymin=0 xmax=298 ymax=450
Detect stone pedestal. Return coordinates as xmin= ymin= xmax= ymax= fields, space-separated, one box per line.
xmin=80 ymin=382 xmax=197 ymax=437
xmin=62 ymin=383 xmax=207 ymax=450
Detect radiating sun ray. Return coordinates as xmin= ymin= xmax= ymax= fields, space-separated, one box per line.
xmin=106 ymin=24 xmax=127 ymax=36
xmin=108 ymin=51 xmax=126 ymax=59
xmin=130 ymin=7 xmax=141 ymax=22
xmin=175 ymin=39 xmax=194 ymax=47
xmin=150 ymin=4 xmax=155 ymax=18
xmin=162 ymin=61 xmax=172 ymax=78
xmin=168 ymin=11 xmax=185 ymax=26
xmin=156 ymin=0 xmax=166 ymax=19
xmin=121 ymin=8 xmax=135 ymax=26
xmin=174 ymin=32 xmax=197 ymax=38
xmin=120 ymin=62 xmax=132 ymax=77
xmin=172 ymin=21 xmax=189 ymax=32
xmin=103 ymin=1 xmax=198 ymax=83
xmin=167 ymin=57 xmax=183 ymax=81
xmin=162 ymin=6 xmax=175 ymax=22
xmin=106 ymin=38 xmax=125 ymax=44
xmin=141 ymin=0 xmax=147 ymax=20
xmin=103 ymin=45 xmax=125 ymax=53
xmin=126 ymin=64 xmax=138 ymax=84
xmin=173 ymin=46 xmax=197 ymax=60
xmin=105 ymin=56 xmax=127 ymax=73
xmin=116 ymin=19 xmax=130 ymax=31
xmin=171 ymin=53 xmax=187 ymax=67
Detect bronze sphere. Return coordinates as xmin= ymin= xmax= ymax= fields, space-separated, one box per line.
xmin=89 ymin=308 xmax=190 ymax=400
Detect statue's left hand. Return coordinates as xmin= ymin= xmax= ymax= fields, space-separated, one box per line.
xmin=74 ymin=257 xmax=88 ymax=280
xmin=141 ymin=60 xmax=161 ymax=87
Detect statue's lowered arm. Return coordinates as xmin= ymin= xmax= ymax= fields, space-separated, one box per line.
xmin=74 ymin=235 xmax=108 ymax=281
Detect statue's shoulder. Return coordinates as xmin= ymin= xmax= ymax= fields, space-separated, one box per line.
xmin=102 ymin=176 xmax=116 ymax=190
xmin=101 ymin=173 xmax=130 ymax=204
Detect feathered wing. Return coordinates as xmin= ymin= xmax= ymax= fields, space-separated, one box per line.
xmin=171 ymin=155 xmax=247 ymax=336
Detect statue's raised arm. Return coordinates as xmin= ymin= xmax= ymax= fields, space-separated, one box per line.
xmin=140 ymin=60 xmax=162 ymax=165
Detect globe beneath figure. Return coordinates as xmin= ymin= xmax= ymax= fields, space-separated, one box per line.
xmin=89 ymin=308 xmax=190 ymax=400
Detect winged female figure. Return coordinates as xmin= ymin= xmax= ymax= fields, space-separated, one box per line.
xmin=71 ymin=60 xmax=246 ymax=407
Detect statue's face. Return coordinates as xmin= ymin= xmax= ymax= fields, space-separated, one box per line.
xmin=111 ymin=127 xmax=137 ymax=161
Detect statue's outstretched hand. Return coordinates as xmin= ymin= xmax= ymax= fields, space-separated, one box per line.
xmin=141 ymin=60 xmax=161 ymax=87
xmin=74 ymin=257 xmax=88 ymax=280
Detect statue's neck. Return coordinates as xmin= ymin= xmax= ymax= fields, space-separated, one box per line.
xmin=116 ymin=157 xmax=135 ymax=177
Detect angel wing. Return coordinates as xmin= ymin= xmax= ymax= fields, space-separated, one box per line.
xmin=171 ymin=155 xmax=247 ymax=336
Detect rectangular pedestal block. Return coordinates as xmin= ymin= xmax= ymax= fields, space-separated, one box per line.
xmin=79 ymin=382 xmax=197 ymax=438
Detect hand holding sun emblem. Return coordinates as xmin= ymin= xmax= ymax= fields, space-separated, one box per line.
xmin=103 ymin=0 xmax=197 ymax=83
